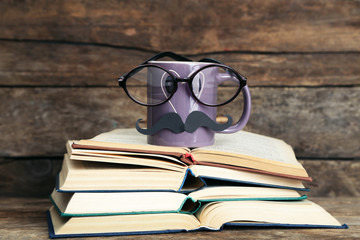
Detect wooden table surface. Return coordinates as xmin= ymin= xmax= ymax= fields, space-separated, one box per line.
xmin=0 ymin=197 xmax=359 ymax=239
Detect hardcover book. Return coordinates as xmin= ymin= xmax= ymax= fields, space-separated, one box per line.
xmin=58 ymin=129 xmax=311 ymax=192
xmin=71 ymin=128 xmax=311 ymax=181
xmin=48 ymin=200 xmax=347 ymax=238
xmin=58 ymin=153 xmax=308 ymax=192
xmin=50 ymin=186 xmax=305 ymax=216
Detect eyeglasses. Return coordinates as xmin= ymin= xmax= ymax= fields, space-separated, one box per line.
xmin=118 ymin=52 xmax=247 ymax=107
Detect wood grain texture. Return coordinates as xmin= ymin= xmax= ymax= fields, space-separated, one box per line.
xmin=0 ymin=0 xmax=359 ymax=199
xmin=0 ymin=87 xmax=146 ymax=157
xmin=302 ymin=160 xmax=360 ymax=197
xmin=0 ymin=159 xmax=62 ymax=198
xmin=1 ymin=87 xmax=358 ymax=158
xmin=1 ymin=41 xmax=359 ymax=87
xmin=1 ymin=0 xmax=359 ymax=53
xmin=0 ymin=197 xmax=358 ymax=239
xmin=245 ymin=87 xmax=360 ymax=158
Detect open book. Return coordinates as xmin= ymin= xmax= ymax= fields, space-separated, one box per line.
xmin=61 ymin=128 xmax=311 ymax=192
xmin=50 ymin=187 xmax=305 ymax=216
xmin=59 ymin=152 xmax=308 ymax=192
xmin=48 ymin=200 xmax=347 ymax=238
xmin=72 ymin=129 xmax=310 ymax=180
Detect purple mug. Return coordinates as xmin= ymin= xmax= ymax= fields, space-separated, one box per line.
xmin=139 ymin=61 xmax=251 ymax=147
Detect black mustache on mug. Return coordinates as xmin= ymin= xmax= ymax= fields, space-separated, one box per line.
xmin=136 ymin=111 xmax=233 ymax=135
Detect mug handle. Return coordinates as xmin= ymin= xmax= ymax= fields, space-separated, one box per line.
xmin=217 ymin=85 xmax=251 ymax=133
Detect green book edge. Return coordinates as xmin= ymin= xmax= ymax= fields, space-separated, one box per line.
xmin=50 ymin=194 xmax=307 ymax=217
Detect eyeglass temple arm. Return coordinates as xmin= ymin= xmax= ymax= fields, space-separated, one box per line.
xmin=119 ymin=53 xmax=247 ymax=85
xmin=142 ymin=51 xmax=192 ymax=64
xmin=198 ymin=57 xmax=222 ymax=64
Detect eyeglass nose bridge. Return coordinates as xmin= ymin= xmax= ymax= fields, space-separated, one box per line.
xmin=174 ymin=77 xmax=191 ymax=83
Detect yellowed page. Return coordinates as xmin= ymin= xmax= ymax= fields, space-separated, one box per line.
xmin=90 ymin=128 xmax=148 ymax=144
xmin=188 ymin=186 xmax=300 ymax=200
xmin=197 ymin=200 xmax=342 ymax=229
xmin=50 ymin=207 xmax=200 ymax=235
xmin=75 ymin=128 xmax=189 ymax=156
xmin=194 ymin=130 xmax=300 ymax=166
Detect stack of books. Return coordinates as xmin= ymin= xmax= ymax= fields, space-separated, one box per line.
xmin=47 ymin=129 xmax=346 ymax=238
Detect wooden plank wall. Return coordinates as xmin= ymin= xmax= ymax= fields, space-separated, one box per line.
xmin=0 ymin=0 xmax=359 ymax=197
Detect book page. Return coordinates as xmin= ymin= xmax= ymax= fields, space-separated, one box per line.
xmin=195 ymin=131 xmax=300 ymax=166
xmin=90 ymin=128 xmax=148 ymax=144
xmin=188 ymin=186 xmax=301 ymax=201
xmin=50 ymin=207 xmax=201 ymax=235
xmin=196 ymin=200 xmax=342 ymax=229
xmin=79 ymin=128 xmax=190 ymax=156
xmin=68 ymin=141 xmax=187 ymax=168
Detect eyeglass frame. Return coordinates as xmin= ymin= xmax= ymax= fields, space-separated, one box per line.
xmin=117 ymin=52 xmax=248 ymax=107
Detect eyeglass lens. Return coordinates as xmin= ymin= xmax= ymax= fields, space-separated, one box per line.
xmin=125 ymin=65 xmax=241 ymax=106
xmin=191 ymin=66 xmax=241 ymax=106
xmin=126 ymin=66 xmax=175 ymax=105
